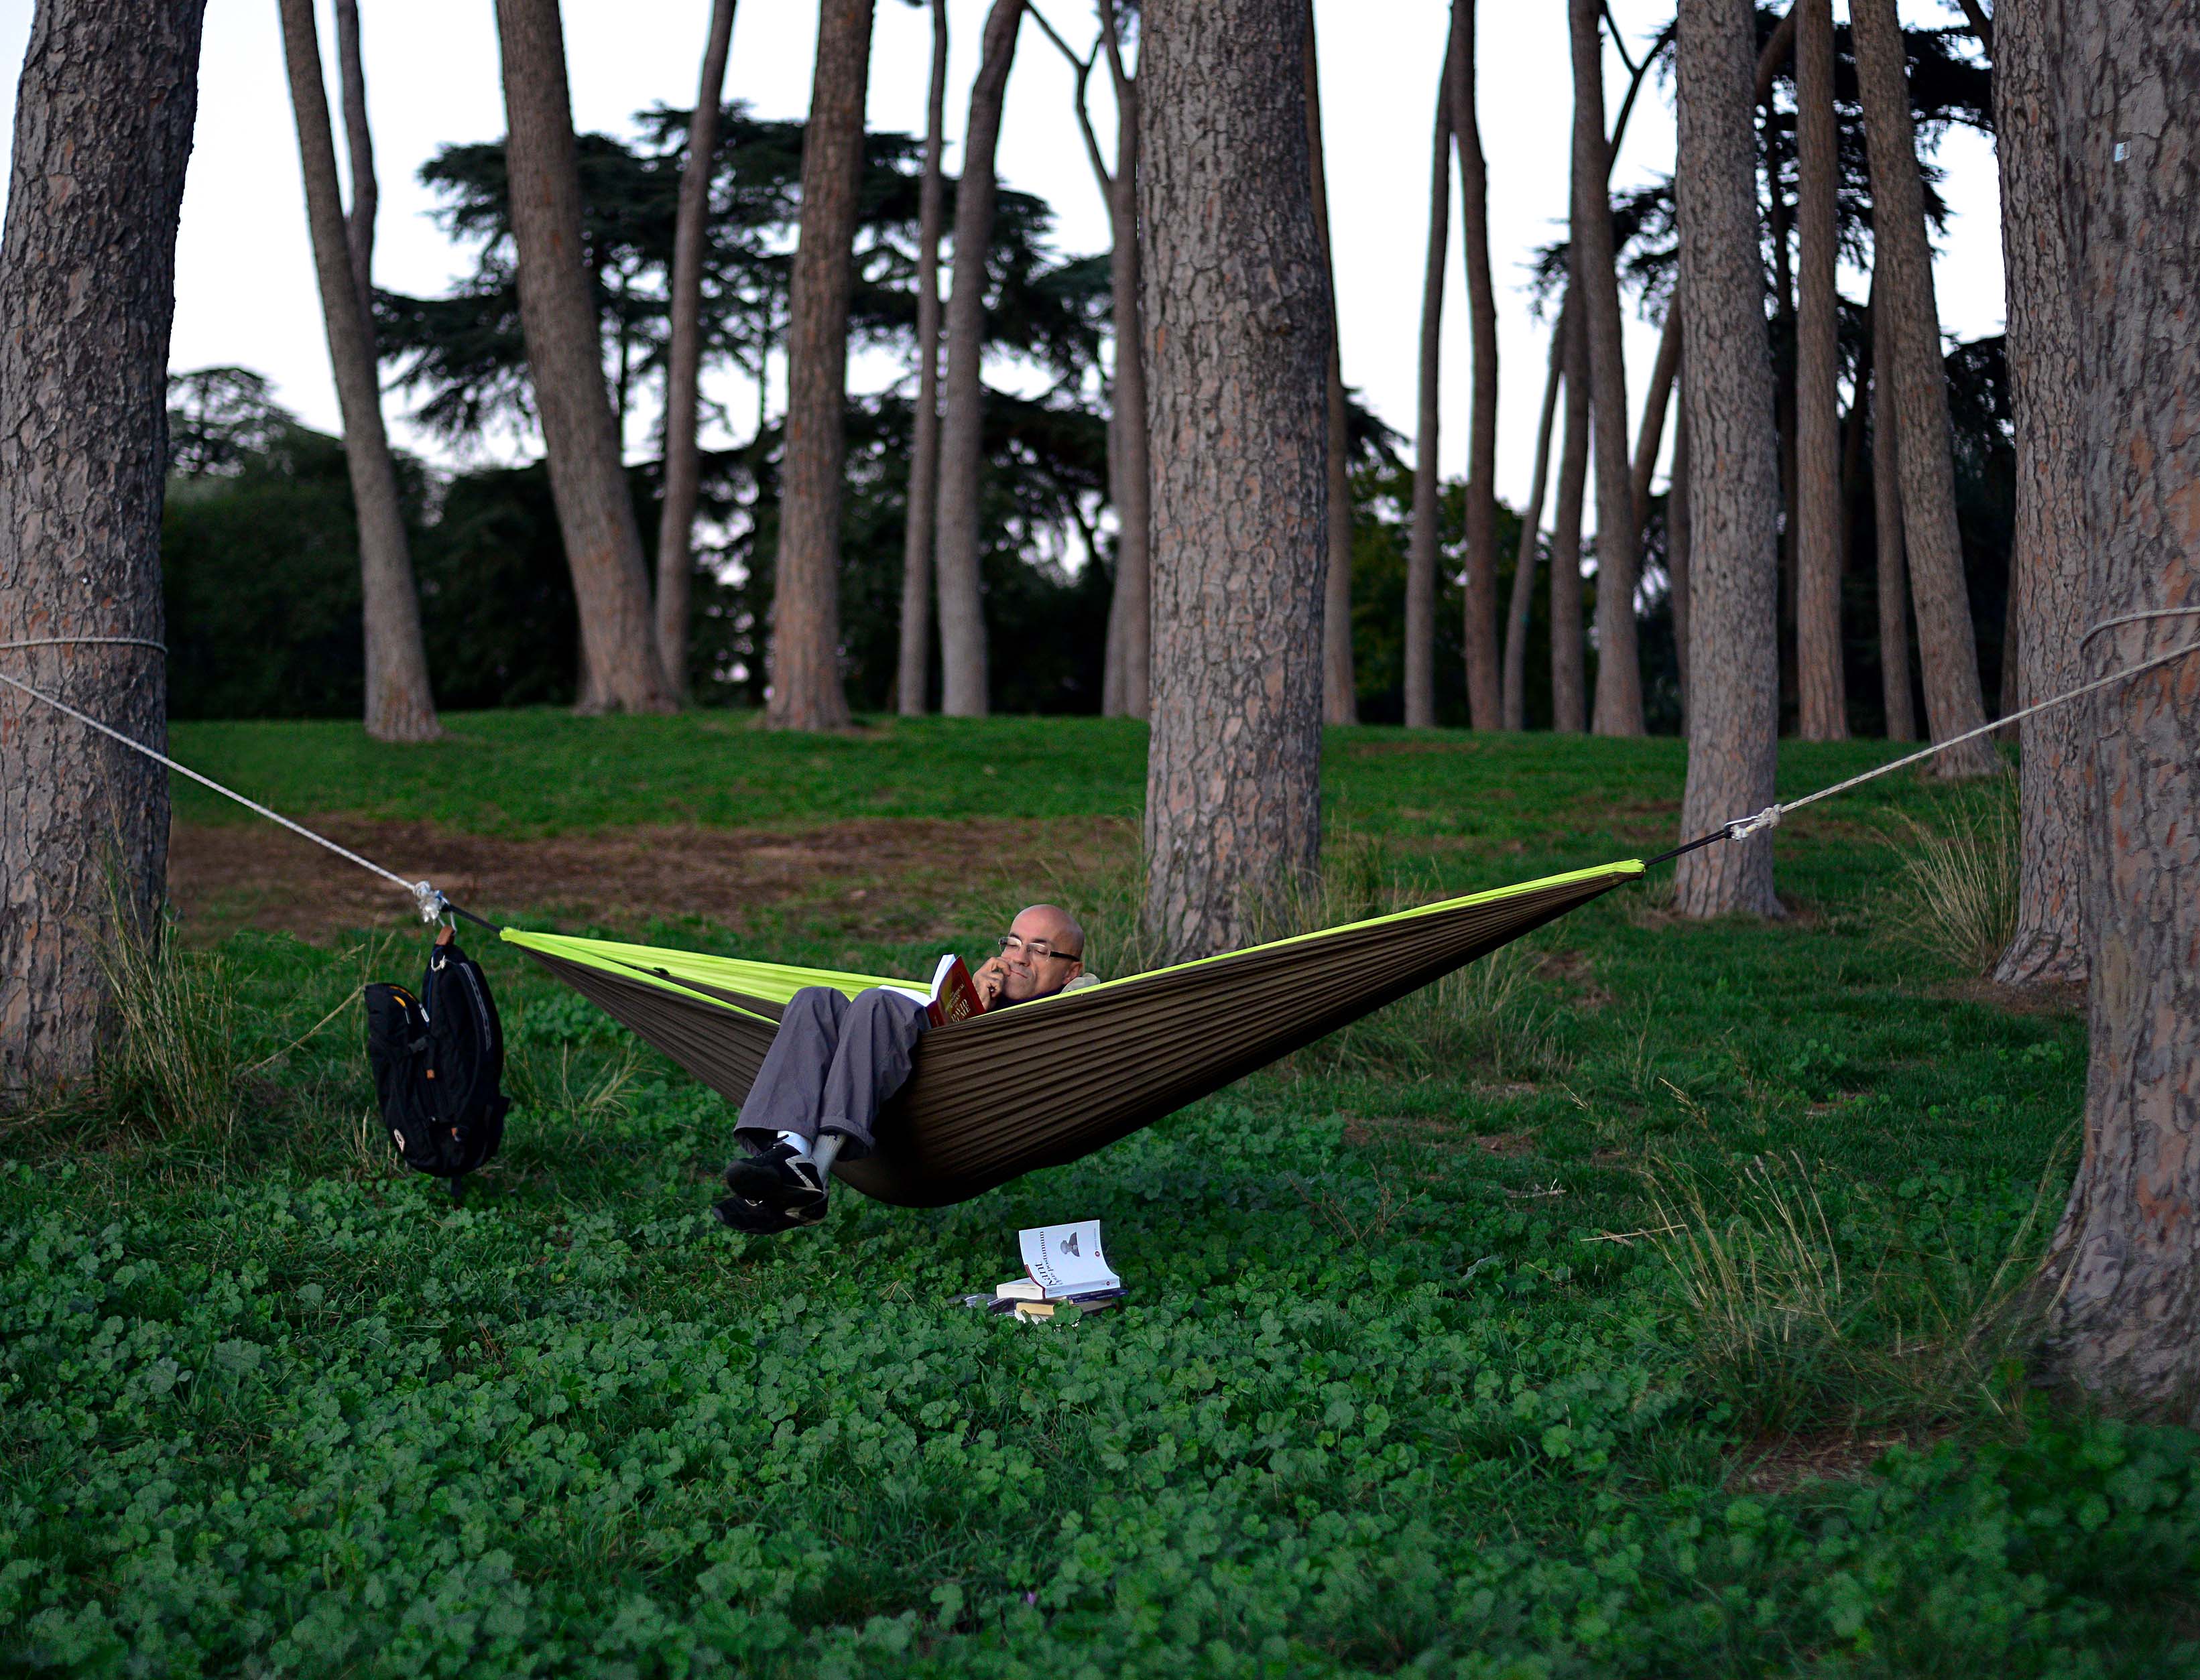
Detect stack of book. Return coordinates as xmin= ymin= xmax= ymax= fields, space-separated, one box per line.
xmin=967 ymin=1218 xmax=1124 ymax=1322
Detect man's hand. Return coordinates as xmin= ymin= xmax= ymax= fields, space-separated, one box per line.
xmin=971 ymin=955 xmax=1009 ymax=1008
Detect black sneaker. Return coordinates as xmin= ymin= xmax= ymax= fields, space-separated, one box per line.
xmin=711 ymin=1185 xmax=828 ymax=1234
xmin=722 ymin=1140 xmax=827 ymax=1210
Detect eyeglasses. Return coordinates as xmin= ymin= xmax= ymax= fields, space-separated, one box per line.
xmin=997 ymin=935 xmax=1083 ymax=962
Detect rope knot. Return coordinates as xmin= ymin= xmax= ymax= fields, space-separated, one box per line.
xmin=1725 ymin=805 xmax=1782 ymax=842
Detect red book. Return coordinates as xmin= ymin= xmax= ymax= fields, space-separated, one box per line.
xmin=924 ymin=953 xmax=987 ymax=1027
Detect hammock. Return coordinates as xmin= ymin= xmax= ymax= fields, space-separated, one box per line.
xmin=504 ymin=859 xmax=1642 ymax=1207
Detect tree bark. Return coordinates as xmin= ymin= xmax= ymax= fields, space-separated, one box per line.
xmin=1992 ymin=0 xmax=2089 ymax=987
xmin=279 ymin=0 xmax=440 ymax=744
xmin=654 ymin=0 xmax=737 ymax=703
xmin=1447 ymin=0 xmax=1502 ymax=732
xmin=1504 ymin=302 xmax=1567 ymax=732
xmin=1405 ymin=38 xmax=1453 ymax=732
xmin=332 ymin=0 xmax=375 ymax=315
xmin=1670 ymin=388 xmax=1694 ymax=729
xmin=0 ymin=0 xmax=204 ymax=1097
xmin=1097 ymin=5 xmax=1149 ymax=720
xmin=934 ymin=0 xmax=1025 ymax=718
xmin=1674 ymin=0 xmax=1782 ymax=919
xmin=1549 ymin=300 xmax=1592 ymax=735
xmin=1850 ymin=0 xmax=1995 ymax=774
xmin=1871 ymin=304 xmax=1916 ymax=740
xmin=1139 ymin=0 xmax=1329 ymax=962
xmin=768 ymin=0 xmax=874 ymax=730
xmin=1570 ymin=0 xmax=1643 ymax=737
xmin=495 ymin=0 xmax=672 ymax=715
xmin=1304 ymin=4 xmax=1355 ymax=726
xmin=2039 ymin=0 xmax=2200 ymax=1415
xmin=898 ymin=0 xmax=949 ymax=717
xmin=1794 ymin=0 xmax=1847 ymax=740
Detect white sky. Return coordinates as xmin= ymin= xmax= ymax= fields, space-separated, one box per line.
xmin=0 ymin=0 xmax=1999 ymax=531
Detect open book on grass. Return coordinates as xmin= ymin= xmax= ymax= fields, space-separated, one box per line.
xmin=995 ymin=1219 xmax=1121 ymax=1301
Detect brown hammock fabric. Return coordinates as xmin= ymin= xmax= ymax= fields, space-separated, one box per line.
xmin=508 ymin=860 xmax=1642 ymax=1207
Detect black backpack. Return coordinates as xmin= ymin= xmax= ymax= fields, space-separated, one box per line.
xmin=365 ymin=931 xmax=509 ymax=1200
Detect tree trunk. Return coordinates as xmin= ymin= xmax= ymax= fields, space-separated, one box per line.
xmin=654 ymin=0 xmax=737 ymax=704
xmin=1504 ymin=302 xmax=1567 ymax=732
xmin=898 ymin=0 xmax=948 ymax=717
xmin=2039 ymin=0 xmax=2200 ymax=1415
xmin=494 ymin=0 xmax=672 ymax=715
xmin=1991 ymin=0 xmax=2088 ymax=987
xmin=768 ymin=0 xmax=873 ymax=730
xmin=1447 ymin=0 xmax=1502 ymax=732
xmin=1674 ymin=0 xmax=1782 ymax=919
xmin=1871 ymin=309 xmax=1916 ymax=740
xmin=1303 ymin=4 xmax=1355 ymax=726
xmin=1549 ymin=301 xmax=1592 ymax=735
xmin=1850 ymin=0 xmax=1995 ymax=774
xmin=934 ymin=0 xmax=1025 ymax=719
xmin=279 ymin=0 xmax=440 ymax=744
xmin=0 ymin=0 xmax=204 ymax=1097
xmin=1670 ymin=389 xmax=1694 ymax=730
xmin=1139 ymin=0 xmax=1329 ymax=961
xmin=1569 ymin=0 xmax=1642 ymax=737
xmin=1405 ymin=39 xmax=1452 ymax=732
xmin=1793 ymin=0 xmax=1846 ymax=741
xmin=1630 ymin=300 xmax=1681 ymax=546
xmin=1099 ymin=7 xmax=1150 ymax=721
xmin=332 ymin=0 xmax=375 ymax=314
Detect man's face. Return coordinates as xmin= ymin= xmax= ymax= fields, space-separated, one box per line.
xmin=995 ymin=907 xmax=1083 ymax=1003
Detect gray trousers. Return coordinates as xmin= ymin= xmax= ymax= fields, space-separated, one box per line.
xmin=733 ymin=986 xmax=929 ymax=1157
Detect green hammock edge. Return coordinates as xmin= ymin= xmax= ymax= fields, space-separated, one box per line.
xmin=497 ymin=856 xmax=1646 ymax=1015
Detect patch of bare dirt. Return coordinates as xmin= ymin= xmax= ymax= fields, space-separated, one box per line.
xmin=170 ymin=815 xmax=1136 ymax=946
xmin=1536 ymin=949 xmax=1615 ymax=1009
xmin=1933 ymin=976 xmax=2086 ymax=1017
xmin=1734 ymin=1429 xmax=1946 ymax=1495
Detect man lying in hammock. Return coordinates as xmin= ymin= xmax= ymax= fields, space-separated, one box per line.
xmin=713 ymin=904 xmax=1097 ymax=1233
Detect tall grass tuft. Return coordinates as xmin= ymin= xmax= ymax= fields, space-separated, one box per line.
xmin=1886 ymin=787 xmax=2019 ymax=975
xmin=1642 ymin=1147 xmax=2065 ymax=1435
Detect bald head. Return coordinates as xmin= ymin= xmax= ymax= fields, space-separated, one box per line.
xmin=991 ymin=903 xmax=1087 ymax=1003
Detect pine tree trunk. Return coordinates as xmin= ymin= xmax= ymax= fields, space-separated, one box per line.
xmin=1670 ymin=391 xmax=1694 ymax=729
xmin=1405 ymin=42 xmax=1451 ymax=732
xmin=1871 ymin=317 xmax=1916 ymax=740
xmin=934 ymin=0 xmax=1024 ymax=719
xmin=768 ymin=0 xmax=873 ymax=730
xmin=1674 ymin=0 xmax=1782 ymax=919
xmin=1569 ymin=0 xmax=1642 ymax=737
xmin=1404 ymin=42 xmax=1451 ymax=731
xmin=898 ymin=0 xmax=948 ymax=717
xmin=1549 ymin=300 xmax=1592 ymax=735
xmin=2039 ymin=0 xmax=2200 ymax=1415
xmin=1450 ymin=0 xmax=1502 ymax=731
xmin=1100 ymin=9 xmax=1150 ymax=722
xmin=1794 ymin=0 xmax=1846 ymax=740
xmin=1140 ymin=0 xmax=1329 ymax=961
xmin=1504 ymin=302 xmax=1567 ymax=732
xmin=495 ymin=0 xmax=672 ymax=716
xmin=1992 ymin=0 xmax=2088 ymax=987
xmin=0 ymin=0 xmax=204 ymax=1097
xmin=1304 ymin=5 xmax=1355 ymax=727
xmin=655 ymin=0 xmax=737 ymax=704
xmin=279 ymin=0 xmax=439 ymax=744
xmin=1630 ymin=300 xmax=1680 ymax=545
xmin=332 ymin=0 xmax=375 ymax=314
xmin=1850 ymin=0 xmax=1994 ymax=774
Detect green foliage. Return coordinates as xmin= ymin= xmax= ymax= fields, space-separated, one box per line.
xmin=6 ymin=719 xmax=2191 ymax=1674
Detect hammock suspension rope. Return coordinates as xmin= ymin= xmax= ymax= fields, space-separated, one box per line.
xmin=4 ymin=621 xmax=2197 ymax=929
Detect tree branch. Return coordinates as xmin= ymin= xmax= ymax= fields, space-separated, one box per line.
xmin=1953 ymin=0 xmax=1992 ymax=55
xmin=1600 ymin=0 xmax=1640 ymax=78
xmin=1028 ymin=5 xmax=1113 ymax=192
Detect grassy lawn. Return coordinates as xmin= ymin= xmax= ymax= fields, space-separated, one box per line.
xmin=5 ymin=712 xmax=2195 ymax=1676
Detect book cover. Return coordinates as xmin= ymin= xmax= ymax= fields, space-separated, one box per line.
xmin=925 ymin=952 xmax=987 ymax=1027
xmin=1016 ymin=1219 xmax=1121 ymax=1299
